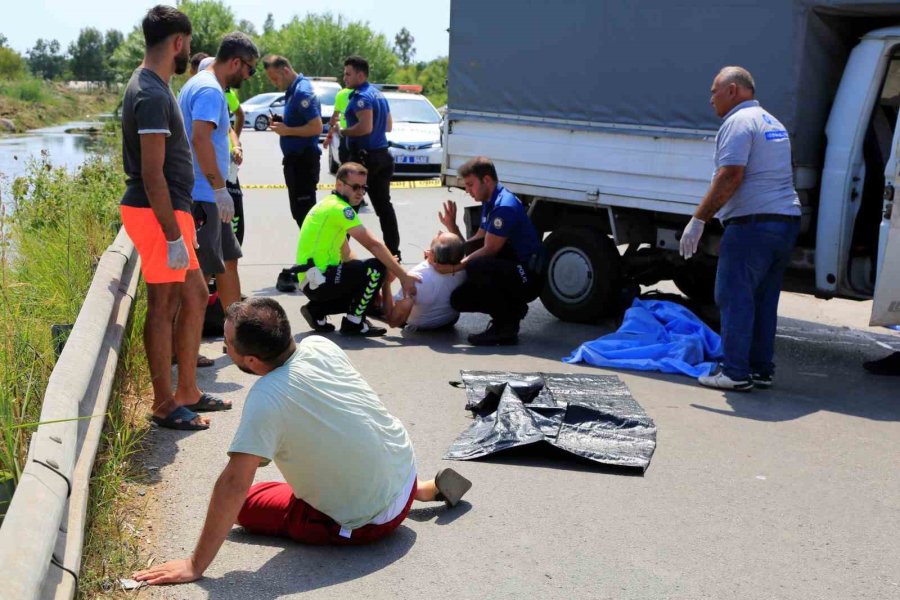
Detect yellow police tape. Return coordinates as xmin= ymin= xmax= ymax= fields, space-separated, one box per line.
xmin=242 ymin=179 xmax=442 ymax=191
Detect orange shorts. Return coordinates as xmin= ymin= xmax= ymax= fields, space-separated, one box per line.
xmin=120 ymin=205 xmax=199 ymax=284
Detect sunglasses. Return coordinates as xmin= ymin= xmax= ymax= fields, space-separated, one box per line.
xmin=240 ymin=58 xmax=256 ymax=77
xmin=340 ymin=181 xmax=369 ymax=193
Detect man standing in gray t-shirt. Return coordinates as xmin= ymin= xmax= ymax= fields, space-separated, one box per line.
xmin=679 ymin=66 xmax=801 ymax=392
xmin=119 ymin=6 xmax=230 ymax=431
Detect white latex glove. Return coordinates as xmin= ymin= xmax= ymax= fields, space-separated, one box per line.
xmin=214 ymin=187 xmax=234 ymax=223
xmin=679 ymin=217 xmax=706 ymax=259
xmin=166 ymin=235 xmax=190 ymax=270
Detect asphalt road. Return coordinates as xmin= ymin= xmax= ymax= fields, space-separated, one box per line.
xmin=144 ymin=130 xmax=900 ymax=600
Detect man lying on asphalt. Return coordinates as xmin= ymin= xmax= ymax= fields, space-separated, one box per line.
xmin=380 ymin=231 xmax=468 ymax=331
xmin=295 ymin=162 xmax=420 ymax=337
xmin=134 ymin=298 xmax=472 ymax=585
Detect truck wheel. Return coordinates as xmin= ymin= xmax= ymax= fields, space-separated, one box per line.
xmin=540 ymin=227 xmax=622 ymax=322
xmin=254 ymin=115 xmax=269 ymax=131
xmin=673 ymin=261 xmax=717 ymax=304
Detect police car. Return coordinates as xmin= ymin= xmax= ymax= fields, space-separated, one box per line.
xmin=329 ymin=86 xmax=443 ymax=176
xmin=241 ymin=80 xmax=341 ymax=137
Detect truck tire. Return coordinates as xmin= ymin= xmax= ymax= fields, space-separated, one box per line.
xmin=540 ymin=227 xmax=622 ymax=322
xmin=673 ymin=261 xmax=717 ymax=304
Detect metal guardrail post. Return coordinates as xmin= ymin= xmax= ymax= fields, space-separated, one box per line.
xmin=0 ymin=228 xmax=138 ymax=600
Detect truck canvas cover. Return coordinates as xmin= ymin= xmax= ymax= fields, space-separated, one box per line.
xmin=448 ymin=0 xmax=900 ymax=167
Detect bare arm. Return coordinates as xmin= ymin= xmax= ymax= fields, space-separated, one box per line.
xmin=342 ymin=108 xmax=373 ymax=137
xmin=139 ymin=133 xmax=181 ymax=241
xmin=462 ymin=232 xmax=506 ymax=264
xmin=438 ymin=199 xmax=486 ymax=242
xmin=386 ymin=111 xmax=393 ymax=133
xmin=133 ymin=453 xmax=261 ymax=584
xmin=348 ymin=225 xmax=421 ymax=296
xmin=192 ymin=120 xmax=226 ymax=190
xmin=384 ymin=296 xmax=415 ymax=328
xmin=233 ymin=105 xmax=244 ymax=136
xmin=694 ymin=166 xmax=745 ymax=222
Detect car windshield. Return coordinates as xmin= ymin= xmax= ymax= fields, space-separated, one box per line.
xmin=244 ymin=93 xmax=282 ymax=106
xmin=315 ymin=86 xmax=339 ymax=105
xmin=388 ymin=97 xmax=441 ymax=124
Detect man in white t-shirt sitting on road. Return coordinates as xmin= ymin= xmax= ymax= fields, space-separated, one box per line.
xmin=380 ymin=232 xmax=467 ymax=331
xmin=133 ymin=297 xmax=472 ymax=586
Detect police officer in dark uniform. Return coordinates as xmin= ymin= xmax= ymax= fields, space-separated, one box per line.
xmin=340 ymin=55 xmax=401 ymax=259
xmin=263 ymin=54 xmax=323 ymax=231
xmin=439 ymin=156 xmax=544 ymax=345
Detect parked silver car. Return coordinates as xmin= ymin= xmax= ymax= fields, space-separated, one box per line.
xmin=241 ymin=80 xmax=341 ymax=138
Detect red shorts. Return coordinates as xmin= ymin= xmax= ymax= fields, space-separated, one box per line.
xmin=237 ymin=480 xmax=417 ymax=545
xmin=120 ymin=205 xmax=199 ymax=284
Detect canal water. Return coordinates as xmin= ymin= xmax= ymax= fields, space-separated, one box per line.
xmin=0 ymin=121 xmax=108 ymax=189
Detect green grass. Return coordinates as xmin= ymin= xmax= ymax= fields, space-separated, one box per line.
xmin=0 ymin=78 xmax=50 ymax=104
xmin=0 ymin=152 xmax=123 ymax=515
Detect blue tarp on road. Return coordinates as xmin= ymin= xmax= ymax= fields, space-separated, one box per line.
xmin=564 ymin=299 xmax=723 ymax=378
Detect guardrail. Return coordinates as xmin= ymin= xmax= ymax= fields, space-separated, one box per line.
xmin=0 ymin=227 xmax=139 ymax=600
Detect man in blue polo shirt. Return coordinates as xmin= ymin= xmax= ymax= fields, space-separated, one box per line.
xmin=439 ymin=156 xmax=544 ymax=345
xmin=179 ymin=32 xmax=258 ymax=314
xmin=679 ymin=66 xmax=801 ymax=391
xmin=263 ymin=55 xmax=323 ymax=230
xmin=340 ymin=55 xmax=401 ymax=259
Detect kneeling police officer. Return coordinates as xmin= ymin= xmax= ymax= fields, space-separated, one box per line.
xmin=439 ymin=156 xmax=544 ymax=345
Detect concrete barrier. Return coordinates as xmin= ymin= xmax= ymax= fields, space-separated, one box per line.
xmin=0 ymin=228 xmax=139 ymax=600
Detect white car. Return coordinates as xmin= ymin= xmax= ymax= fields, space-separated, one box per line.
xmin=241 ymin=81 xmax=341 ymax=138
xmin=329 ymin=90 xmax=442 ymax=176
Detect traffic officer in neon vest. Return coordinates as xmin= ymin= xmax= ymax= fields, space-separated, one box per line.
xmin=439 ymin=156 xmax=545 ymax=345
xmin=296 ymin=162 xmax=421 ymax=337
xmin=340 ymin=55 xmax=402 ymax=260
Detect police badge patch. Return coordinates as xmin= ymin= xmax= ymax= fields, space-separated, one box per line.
xmin=344 ymin=207 xmax=356 ymax=220
xmin=357 ymin=99 xmax=365 ymax=107
xmin=301 ymin=99 xmax=310 ymax=108
xmin=493 ymin=217 xmax=504 ymax=229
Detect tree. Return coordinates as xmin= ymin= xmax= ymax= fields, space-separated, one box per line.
xmin=0 ymin=33 xmax=8 ymax=48
xmin=103 ymin=30 xmax=124 ymax=62
xmin=178 ymin=0 xmax=238 ymax=56
xmin=263 ymin=13 xmax=275 ymax=35
xmin=392 ymin=57 xmax=448 ymax=108
xmin=238 ymin=19 xmax=258 ymax=38
xmin=243 ymin=12 xmax=398 ymax=99
xmin=393 ymin=27 xmax=415 ymax=66
xmin=27 ymin=39 xmax=67 ymax=80
xmin=110 ymin=27 xmax=145 ymax=83
xmin=0 ymin=46 xmax=25 ymax=80
xmin=68 ymin=28 xmax=105 ymax=81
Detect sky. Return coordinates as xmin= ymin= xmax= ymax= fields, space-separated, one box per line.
xmin=2 ymin=0 xmax=451 ymax=61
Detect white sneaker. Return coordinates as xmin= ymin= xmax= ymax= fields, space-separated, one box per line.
xmin=698 ymin=369 xmax=753 ymax=392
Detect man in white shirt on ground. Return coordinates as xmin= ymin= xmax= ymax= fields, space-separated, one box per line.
xmin=133 ymin=298 xmax=472 ymax=585
xmin=380 ymin=232 xmax=468 ymax=331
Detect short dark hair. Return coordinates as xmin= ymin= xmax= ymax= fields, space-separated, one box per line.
xmin=336 ymin=161 xmax=368 ymax=182
xmin=344 ymin=55 xmax=369 ymax=76
xmin=142 ymin=5 xmax=192 ymax=49
xmin=225 ymin=298 xmax=292 ymax=363
xmin=216 ymin=31 xmax=260 ymax=63
xmin=262 ymin=54 xmax=292 ymax=71
xmin=432 ymin=234 xmax=465 ymax=265
xmin=458 ymin=156 xmax=498 ymax=182
xmin=190 ymin=52 xmax=209 ymax=71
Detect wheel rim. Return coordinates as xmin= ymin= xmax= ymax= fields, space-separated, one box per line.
xmin=548 ymin=246 xmax=594 ymax=303
xmin=255 ymin=116 xmax=268 ymax=130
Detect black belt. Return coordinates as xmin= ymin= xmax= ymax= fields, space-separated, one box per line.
xmin=723 ymin=214 xmax=800 ymax=227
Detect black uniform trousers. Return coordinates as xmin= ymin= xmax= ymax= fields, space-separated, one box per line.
xmin=283 ymin=150 xmax=321 ymax=230
xmin=303 ymin=259 xmax=386 ymax=320
xmin=350 ymin=147 xmax=400 ymax=259
xmin=226 ymin=176 xmax=244 ymax=246
xmin=450 ymin=256 xmax=542 ymax=327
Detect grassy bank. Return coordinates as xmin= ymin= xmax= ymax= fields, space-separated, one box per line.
xmin=0 ymin=79 xmax=118 ymax=132
xmin=0 ymin=146 xmax=155 ymax=598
